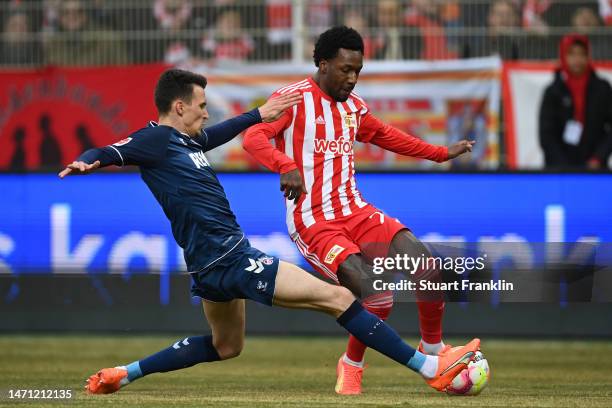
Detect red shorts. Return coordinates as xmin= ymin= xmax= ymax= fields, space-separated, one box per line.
xmin=292 ymin=204 xmax=407 ymax=283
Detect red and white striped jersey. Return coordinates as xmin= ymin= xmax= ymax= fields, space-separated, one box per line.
xmin=244 ymin=77 xmax=448 ymax=236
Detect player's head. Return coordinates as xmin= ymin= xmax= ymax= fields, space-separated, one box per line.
xmin=560 ymin=34 xmax=591 ymax=77
xmin=155 ymin=69 xmax=209 ymax=137
xmin=313 ymin=26 xmax=364 ymax=102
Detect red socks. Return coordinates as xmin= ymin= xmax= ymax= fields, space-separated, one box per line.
xmin=417 ymin=301 xmax=444 ymax=344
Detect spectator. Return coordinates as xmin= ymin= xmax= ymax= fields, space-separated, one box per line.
xmin=306 ymin=0 xmax=337 ymax=35
xmin=573 ymin=6 xmax=602 ymax=32
xmin=405 ymin=0 xmax=457 ymax=60
xmin=539 ymin=34 xmax=612 ymax=170
xmin=207 ymin=0 xmax=267 ymax=61
xmin=521 ymin=0 xmax=596 ymax=33
xmin=150 ymin=0 xmax=200 ymax=65
xmin=571 ymin=6 xmax=612 ymax=59
xmin=154 ymin=0 xmax=193 ymax=31
xmin=465 ymin=0 xmax=521 ymax=59
xmin=371 ymin=0 xmax=421 ymax=60
xmin=265 ymin=0 xmax=292 ymax=59
xmin=201 ymin=9 xmax=254 ymax=64
xmin=209 ymin=0 xmax=266 ymax=31
xmin=440 ymin=1 xmax=462 ymax=52
xmin=43 ymin=0 xmax=129 ymax=66
xmin=342 ymin=9 xmax=380 ymax=60
xmin=0 ymin=11 xmax=41 ymax=66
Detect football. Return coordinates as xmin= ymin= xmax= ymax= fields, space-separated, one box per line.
xmin=446 ymin=350 xmax=490 ymax=396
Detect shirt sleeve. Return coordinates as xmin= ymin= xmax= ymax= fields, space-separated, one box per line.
xmin=357 ymin=112 xmax=448 ymax=163
xmin=195 ymin=108 xmax=262 ymax=152
xmin=76 ymin=147 xmax=122 ymax=167
xmin=101 ymin=127 xmax=171 ymax=167
xmin=243 ymin=108 xmax=298 ymax=173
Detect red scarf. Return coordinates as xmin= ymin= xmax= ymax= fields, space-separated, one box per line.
xmin=559 ymin=34 xmax=592 ymax=124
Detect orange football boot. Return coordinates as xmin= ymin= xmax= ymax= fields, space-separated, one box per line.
xmin=335 ymin=354 xmax=364 ymax=395
xmin=85 ymin=367 xmax=128 ymax=394
xmin=425 ymin=338 xmax=480 ymax=392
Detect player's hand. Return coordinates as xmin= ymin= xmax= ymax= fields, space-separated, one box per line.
xmin=280 ymin=169 xmax=307 ymax=203
xmin=447 ymin=140 xmax=475 ymax=160
xmin=58 ymin=160 xmax=100 ymax=178
xmin=258 ymin=93 xmax=303 ymax=123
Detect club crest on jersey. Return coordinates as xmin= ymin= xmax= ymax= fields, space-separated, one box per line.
xmin=343 ymin=113 xmax=356 ymax=128
xmin=113 ymin=137 xmax=132 ymax=146
xmin=324 ymin=244 xmax=345 ymax=265
xmin=314 ymin=137 xmax=354 ymax=155
xmin=258 ymin=256 xmax=274 ymax=265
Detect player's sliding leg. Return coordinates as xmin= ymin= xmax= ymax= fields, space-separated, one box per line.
xmin=273 ymin=261 xmax=480 ymax=391
xmin=86 ymin=299 xmax=244 ymax=394
xmin=389 ymin=230 xmax=447 ymax=355
xmin=336 ymin=254 xmax=394 ymax=394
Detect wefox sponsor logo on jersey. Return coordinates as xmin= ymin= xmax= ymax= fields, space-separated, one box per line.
xmin=314 ymin=137 xmax=354 ymax=155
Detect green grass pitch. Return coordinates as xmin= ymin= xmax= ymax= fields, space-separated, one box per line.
xmin=1 ymin=336 xmax=611 ymax=407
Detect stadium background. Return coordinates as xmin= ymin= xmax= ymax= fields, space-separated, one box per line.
xmin=0 ymin=1 xmax=611 ymax=405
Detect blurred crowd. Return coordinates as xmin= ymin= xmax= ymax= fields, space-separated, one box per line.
xmin=1 ymin=0 xmax=612 ymax=67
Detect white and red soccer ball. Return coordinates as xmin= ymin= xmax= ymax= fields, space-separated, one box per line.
xmin=446 ymin=350 xmax=490 ymax=396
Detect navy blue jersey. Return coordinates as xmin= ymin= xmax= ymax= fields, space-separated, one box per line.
xmin=78 ymin=109 xmax=261 ymax=272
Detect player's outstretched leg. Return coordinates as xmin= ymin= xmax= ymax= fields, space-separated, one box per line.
xmin=272 ymin=261 xmax=480 ymax=392
xmin=86 ymin=299 xmax=244 ymax=394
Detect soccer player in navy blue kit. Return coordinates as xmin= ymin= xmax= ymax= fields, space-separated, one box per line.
xmin=59 ymin=69 xmax=480 ymax=394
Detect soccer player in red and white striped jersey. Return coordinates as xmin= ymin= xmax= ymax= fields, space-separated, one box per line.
xmin=244 ymin=26 xmax=475 ymax=395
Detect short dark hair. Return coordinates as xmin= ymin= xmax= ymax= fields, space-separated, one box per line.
xmin=154 ymin=69 xmax=207 ymax=114
xmin=313 ymin=26 xmax=364 ymax=67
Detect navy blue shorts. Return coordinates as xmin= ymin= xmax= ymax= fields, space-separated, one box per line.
xmin=190 ymin=244 xmax=278 ymax=306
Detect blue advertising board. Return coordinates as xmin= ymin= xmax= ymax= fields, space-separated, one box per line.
xmin=0 ymin=173 xmax=611 ymax=275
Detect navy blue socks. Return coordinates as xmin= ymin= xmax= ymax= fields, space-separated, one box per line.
xmin=337 ymin=300 xmax=434 ymax=375
xmin=124 ymin=335 xmax=221 ymax=382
